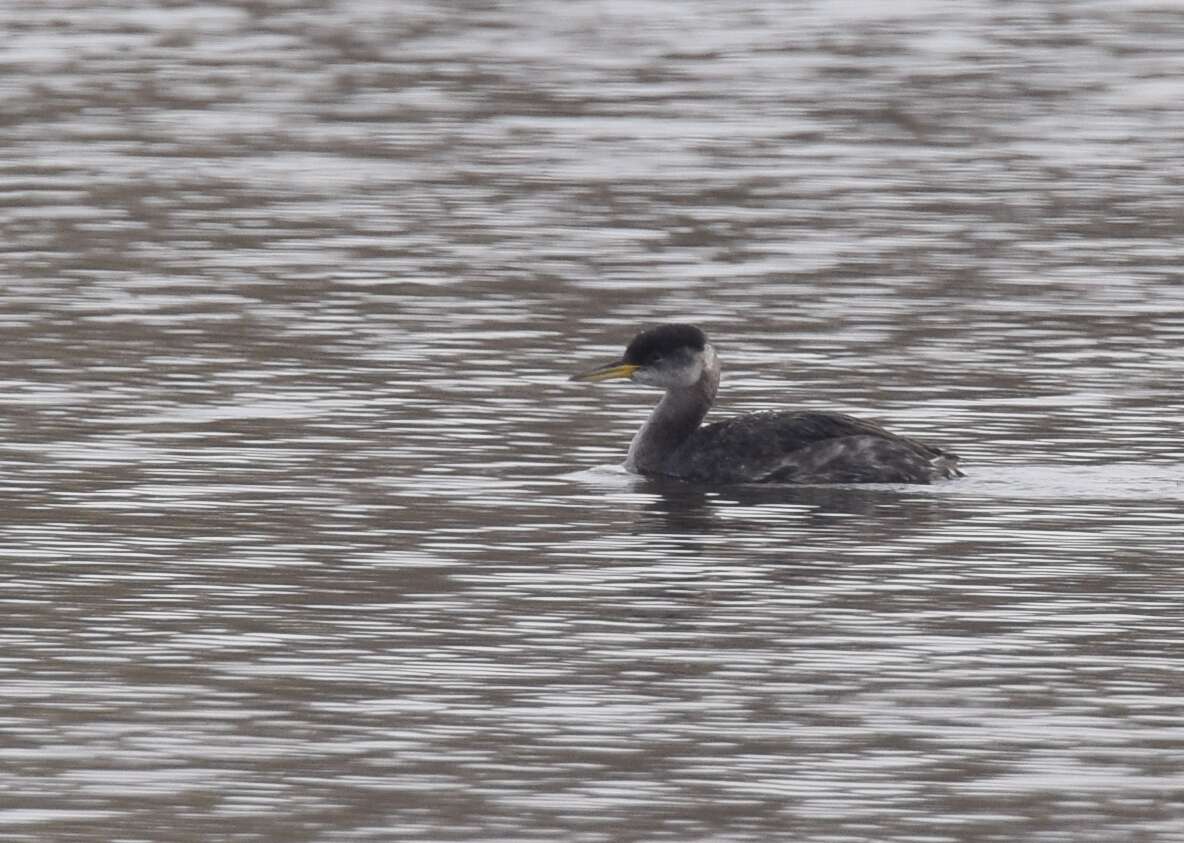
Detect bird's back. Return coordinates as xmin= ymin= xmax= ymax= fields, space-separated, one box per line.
xmin=665 ymin=410 xmax=961 ymax=484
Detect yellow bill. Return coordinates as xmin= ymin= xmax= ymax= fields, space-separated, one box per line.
xmin=569 ymin=360 xmax=639 ymax=382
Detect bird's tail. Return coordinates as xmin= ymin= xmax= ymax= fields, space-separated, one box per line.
xmin=931 ymin=450 xmax=964 ymax=480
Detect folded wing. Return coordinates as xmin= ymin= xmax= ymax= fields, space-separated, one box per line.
xmin=671 ymin=411 xmax=960 ymax=484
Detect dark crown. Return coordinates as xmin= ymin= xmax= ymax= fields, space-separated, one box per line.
xmin=623 ymin=324 xmax=708 ymax=365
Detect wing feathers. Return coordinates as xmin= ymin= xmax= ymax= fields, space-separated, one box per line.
xmin=668 ymin=411 xmax=960 ymax=484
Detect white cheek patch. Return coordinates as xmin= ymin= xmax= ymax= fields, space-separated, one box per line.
xmin=680 ymin=345 xmax=714 ymax=387
xmin=633 ymin=368 xmax=663 ymax=387
xmin=632 ymin=344 xmax=713 ymax=390
xmin=672 ymin=358 xmax=703 ymax=388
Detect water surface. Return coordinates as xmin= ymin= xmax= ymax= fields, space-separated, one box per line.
xmin=2 ymin=1 xmax=1184 ymax=840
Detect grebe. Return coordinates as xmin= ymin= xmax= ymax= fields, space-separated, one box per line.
xmin=570 ymin=324 xmax=961 ymax=484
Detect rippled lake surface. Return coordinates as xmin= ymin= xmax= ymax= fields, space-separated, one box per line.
xmin=3 ymin=1 xmax=1184 ymax=840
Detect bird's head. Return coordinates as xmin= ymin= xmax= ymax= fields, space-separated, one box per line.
xmin=570 ymin=324 xmax=711 ymax=390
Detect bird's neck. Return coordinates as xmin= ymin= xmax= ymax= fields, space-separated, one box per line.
xmin=626 ymin=349 xmax=719 ymax=475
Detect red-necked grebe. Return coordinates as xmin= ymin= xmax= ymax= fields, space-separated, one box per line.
xmin=570 ymin=324 xmax=962 ymax=484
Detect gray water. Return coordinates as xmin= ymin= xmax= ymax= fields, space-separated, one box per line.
xmin=3 ymin=1 xmax=1184 ymax=840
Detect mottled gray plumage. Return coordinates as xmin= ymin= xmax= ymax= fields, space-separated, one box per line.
xmin=571 ymin=324 xmax=962 ymax=485
xmin=667 ymin=411 xmax=960 ymax=483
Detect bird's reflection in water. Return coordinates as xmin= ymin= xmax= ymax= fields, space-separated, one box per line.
xmin=635 ymin=475 xmax=954 ymax=537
